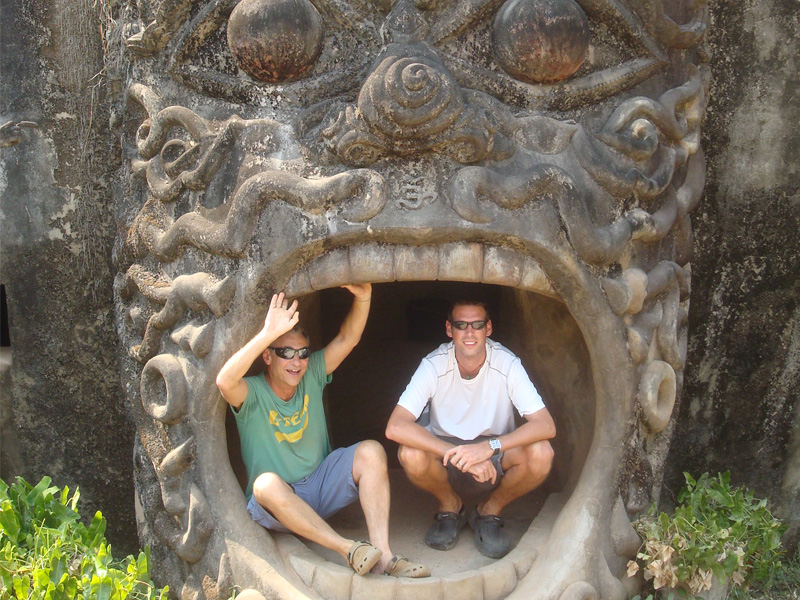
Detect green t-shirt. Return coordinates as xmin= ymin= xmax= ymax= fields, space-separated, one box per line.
xmin=233 ymin=350 xmax=332 ymax=498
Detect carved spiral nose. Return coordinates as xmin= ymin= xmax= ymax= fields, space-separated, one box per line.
xmin=400 ymin=64 xmax=435 ymax=93
xmin=359 ymin=55 xmax=463 ymax=138
xmin=385 ymin=60 xmax=448 ymax=114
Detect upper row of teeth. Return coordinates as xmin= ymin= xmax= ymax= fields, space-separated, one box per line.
xmin=284 ymin=242 xmax=558 ymax=299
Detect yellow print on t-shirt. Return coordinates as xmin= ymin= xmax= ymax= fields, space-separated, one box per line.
xmin=269 ymin=395 xmax=310 ymax=443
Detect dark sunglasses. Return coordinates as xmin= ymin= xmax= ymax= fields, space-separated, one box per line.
xmin=449 ymin=320 xmax=487 ymax=330
xmin=269 ymin=346 xmax=310 ymax=359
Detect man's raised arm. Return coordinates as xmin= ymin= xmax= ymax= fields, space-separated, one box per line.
xmin=216 ymin=292 xmax=299 ymax=408
xmin=322 ymin=283 xmax=372 ymax=375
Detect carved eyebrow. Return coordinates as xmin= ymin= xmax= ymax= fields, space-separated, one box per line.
xmin=440 ymin=52 xmax=664 ymax=112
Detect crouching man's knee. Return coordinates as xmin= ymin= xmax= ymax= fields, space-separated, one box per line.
xmin=524 ymin=440 xmax=554 ymax=479
xmin=397 ymin=444 xmax=434 ymax=476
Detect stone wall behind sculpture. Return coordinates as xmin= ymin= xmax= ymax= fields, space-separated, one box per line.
xmin=0 ymin=0 xmax=137 ymax=554
xmin=663 ymin=0 xmax=800 ymax=547
xmin=0 ymin=0 xmax=798 ymax=557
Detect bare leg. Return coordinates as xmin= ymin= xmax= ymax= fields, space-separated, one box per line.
xmin=252 ymin=473 xmax=353 ymax=559
xmin=479 ymin=440 xmax=554 ymax=516
xmin=352 ymin=440 xmax=394 ymax=572
xmin=397 ymin=444 xmax=462 ymax=514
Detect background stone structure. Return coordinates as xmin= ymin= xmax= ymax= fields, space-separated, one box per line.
xmin=662 ymin=1 xmax=800 ymax=548
xmin=1 ymin=0 xmax=137 ymax=554
xmin=0 ymin=0 xmax=798 ymax=592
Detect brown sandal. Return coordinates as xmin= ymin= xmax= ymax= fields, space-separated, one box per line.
xmin=384 ymin=556 xmax=431 ymax=578
xmin=346 ymin=541 xmax=382 ymax=575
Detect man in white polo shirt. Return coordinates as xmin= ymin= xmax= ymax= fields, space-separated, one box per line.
xmin=385 ymin=300 xmax=555 ymax=558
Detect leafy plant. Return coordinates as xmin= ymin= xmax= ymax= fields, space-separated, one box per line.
xmin=629 ymin=472 xmax=786 ymax=597
xmin=744 ymin=545 xmax=800 ymax=600
xmin=0 ymin=476 xmax=168 ymax=600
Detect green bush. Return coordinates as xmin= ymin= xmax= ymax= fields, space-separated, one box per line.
xmin=0 ymin=476 xmax=167 ymax=600
xmin=630 ymin=472 xmax=786 ymax=597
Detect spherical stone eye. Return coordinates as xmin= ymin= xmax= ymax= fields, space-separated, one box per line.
xmin=227 ymin=0 xmax=325 ymax=84
xmin=493 ymin=0 xmax=590 ymax=84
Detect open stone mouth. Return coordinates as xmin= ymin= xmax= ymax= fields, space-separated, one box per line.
xmin=129 ymin=250 xmax=583 ymax=599
xmin=125 ymin=230 xmax=691 ymax=600
xmin=232 ymin=265 xmax=579 ymax=600
xmin=116 ymin=0 xmax=707 ymax=597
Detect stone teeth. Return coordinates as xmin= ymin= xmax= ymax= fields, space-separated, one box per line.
xmin=283 ymin=243 xmax=558 ymax=299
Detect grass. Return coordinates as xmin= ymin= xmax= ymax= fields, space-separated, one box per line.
xmin=743 ymin=547 xmax=800 ymax=600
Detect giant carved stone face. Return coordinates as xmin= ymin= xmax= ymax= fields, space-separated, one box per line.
xmin=115 ymin=0 xmax=708 ymax=597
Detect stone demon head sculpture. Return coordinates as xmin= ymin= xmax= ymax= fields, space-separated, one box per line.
xmin=114 ymin=0 xmax=708 ymax=597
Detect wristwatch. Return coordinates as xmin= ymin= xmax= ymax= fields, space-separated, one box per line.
xmin=489 ymin=437 xmax=501 ymax=455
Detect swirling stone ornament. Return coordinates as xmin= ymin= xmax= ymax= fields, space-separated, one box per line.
xmin=227 ymin=0 xmax=324 ymax=83
xmin=493 ymin=0 xmax=590 ymax=84
xmin=362 ymin=48 xmax=463 ymax=140
xmin=324 ymin=43 xmax=513 ymax=165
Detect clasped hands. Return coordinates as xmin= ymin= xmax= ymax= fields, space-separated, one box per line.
xmin=443 ymin=442 xmax=497 ymax=484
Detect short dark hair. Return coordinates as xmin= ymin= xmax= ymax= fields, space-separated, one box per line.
xmin=448 ymin=300 xmax=491 ymax=322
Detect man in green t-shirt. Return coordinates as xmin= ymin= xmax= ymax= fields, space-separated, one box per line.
xmin=216 ymin=285 xmax=429 ymax=578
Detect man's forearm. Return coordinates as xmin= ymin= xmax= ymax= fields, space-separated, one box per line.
xmin=496 ymin=408 xmax=556 ymax=452
xmin=337 ymin=295 xmax=370 ymax=347
xmin=386 ymin=417 xmax=453 ymax=458
xmin=216 ymin=331 xmax=272 ymax=391
xmin=323 ymin=285 xmax=372 ymax=373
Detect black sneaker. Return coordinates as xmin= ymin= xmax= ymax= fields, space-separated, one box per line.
xmin=468 ymin=507 xmax=509 ymax=558
xmin=425 ymin=506 xmax=467 ymax=551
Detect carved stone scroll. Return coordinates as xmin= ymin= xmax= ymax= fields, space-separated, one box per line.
xmin=140 ymin=355 xmax=188 ymax=425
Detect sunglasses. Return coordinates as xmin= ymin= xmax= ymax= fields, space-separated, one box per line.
xmin=449 ymin=320 xmax=488 ymax=330
xmin=269 ymin=347 xmax=310 ymax=359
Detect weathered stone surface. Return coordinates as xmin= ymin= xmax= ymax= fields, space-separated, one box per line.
xmin=393 ymin=246 xmax=440 ymax=281
xmin=493 ymin=0 xmax=590 ymax=84
xmin=308 ymin=250 xmax=351 ymax=291
xmin=482 ymin=246 xmax=524 ymax=288
xmin=663 ymin=0 xmax=800 ymax=548
xmin=481 ymin=559 xmax=518 ymax=600
xmin=351 ymin=573 xmax=397 ymax=600
xmin=438 ymin=243 xmax=483 ymax=282
xmin=0 ymin=0 xmax=136 ymax=554
xmin=1 ymin=1 xmax=799 ymax=600
xmin=395 ymin=576 xmax=444 ymax=600
xmin=227 ymin=0 xmax=325 ymax=83
xmin=235 ymin=590 xmax=267 ymax=600
xmin=442 ymin=571 xmax=484 ymax=600
xmin=309 ymin=563 xmax=352 ymax=600
xmin=349 ymin=244 xmax=395 ymax=284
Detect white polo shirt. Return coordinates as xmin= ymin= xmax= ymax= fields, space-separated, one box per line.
xmin=398 ymin=339 xmax=545 ymax=440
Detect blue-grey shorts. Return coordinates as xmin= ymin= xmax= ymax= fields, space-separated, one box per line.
xmin=247 ymin=443 xmax=360 ymax=533
xmin=439 ymin=435 xmax=505 ymax=497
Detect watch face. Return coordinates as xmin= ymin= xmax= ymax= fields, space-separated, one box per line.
xmin=490 ymin=438 xmax=501 ymax=450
